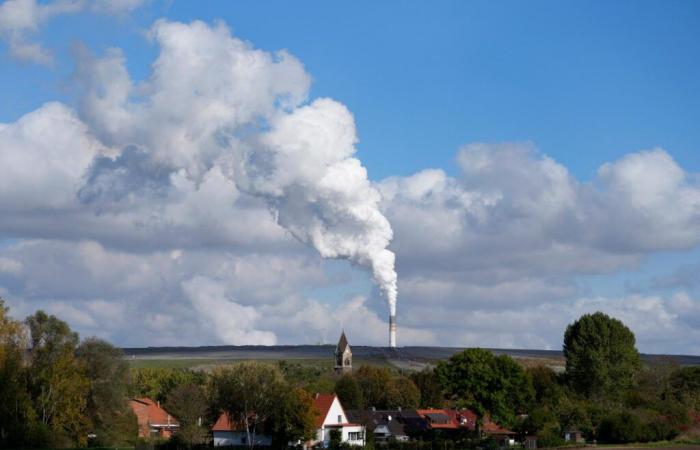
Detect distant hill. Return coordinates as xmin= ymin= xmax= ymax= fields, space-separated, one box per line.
xmin=121 ymin=345 xmax=700 ymax=367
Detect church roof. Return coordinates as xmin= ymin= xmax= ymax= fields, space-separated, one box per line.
xmin=336 ymin=331 xmax=350 ymax=353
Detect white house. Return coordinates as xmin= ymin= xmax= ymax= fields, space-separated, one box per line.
xmin=211 ymin=412 xmax=272 ymax=447
xmin=310 ymin=393 xmax=365 ymax=448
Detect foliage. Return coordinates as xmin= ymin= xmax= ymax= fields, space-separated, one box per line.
xmin=77 ymin=337 xmax=133 ymax=446
xmin=410 ymin=369 xmax=444 ymax=408
xmin=209 ymin=362 xmax=284 ymax=449
xmin=352 ymin=365 xmax=421 ymax=409
xmin=0 ymin=298 xmax=39 ymax=449
xmin=25 ymin=310 xmax=90 ymax=447
xmin=164 ymin=384 xmax=208 ymax=446
xmin=435 ymin=348 xmax=533 ymax=426
xmin=389 ymin=376 xmax=421 ymax=409
xmin=335 ymin=374 xmax=365 ymax=409
xmin=130 ymin=368 xmax=206 ymax=403
xmin=328 ymin=428 xmax=342 ymax=449
xmin=563 ymin=311 xmax=641 ymax=399
xmin=670 ymin=366 xmax=700 ymax=410
xmin=268 ymin=387 xmax=318 ymax=447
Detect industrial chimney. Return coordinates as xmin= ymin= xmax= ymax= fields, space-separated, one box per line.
xmin=389 ymin=314 xmax=397 ymax=348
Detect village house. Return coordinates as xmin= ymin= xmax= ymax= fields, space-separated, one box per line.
xmin=347 ymin=408 xmax=423 ymax=442
xmin=415 ymin=408 xmax=516 ymax=445
xmin=211 ymin=412 xmax=273 ymax=447
xmin=128 ymin=398 xmax=179 ymax=438
xmin=310 ymin=393 xmax=366 ymax=447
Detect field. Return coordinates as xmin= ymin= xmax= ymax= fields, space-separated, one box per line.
xmin=122 ymin=345 xmax=700 ymax=371
xmin=126 ymin=356 xmax=394 ymax=370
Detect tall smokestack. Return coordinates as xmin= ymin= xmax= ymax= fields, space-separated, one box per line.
xmin=389 ymin=314 xmax=397 ymax=348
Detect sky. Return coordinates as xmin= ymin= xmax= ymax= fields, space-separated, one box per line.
xmin=1 ymin=0 xmax=699 ymax=354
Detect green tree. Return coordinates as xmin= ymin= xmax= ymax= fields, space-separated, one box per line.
xmin=76 ymin=337 xmax=133 ymax=446
xmin=669 ymin=366 xmax=700 ymax=409
xmin=165 ymin=384 xmax=208 ymax=446
xmin=209 ymin=362 xmax=284 ymax=449
xmin=435 ymin=348 xmax=533 ymax=428
xmin=410 ymin=369 xmax=444 ymax=408
xmin=335 ymin=374 xmax=364 ymax=410
xmin=130 ymin=367 xmax=206 ymax=402
xmin=25 ymin=311 xmax=90 ymax=447
xmin=563 ymin=312 xmax=641 ymax=399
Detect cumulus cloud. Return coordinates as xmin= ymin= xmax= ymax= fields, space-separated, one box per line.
xmin=0 ymin=0 xmax=146 ymax=64
xmin=1 ymin=16 xmax=700 ymax=352
xmin=74 ymin=20 xmax=398 ymax=318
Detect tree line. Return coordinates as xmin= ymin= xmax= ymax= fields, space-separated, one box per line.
xmin=2 ymin=297 xmax=700 ymax=449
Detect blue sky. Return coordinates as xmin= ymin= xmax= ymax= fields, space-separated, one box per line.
xmin=1 ymin=0 xmax=699 ymax=352
xmin=3 ymin=1 xmax=699 ymax=179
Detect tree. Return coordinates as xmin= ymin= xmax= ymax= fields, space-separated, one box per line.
xmin=0 ymin=299 xmax=38 ymax=449
xmin=25 ymin=311 xmax=90 ymax=447
xmin=165 ymin=384 xmax=208 ymax=446
xmin=435 ymin=348 xmax=533 ymax=427
xmin=563 ymin=312 xmax=641 ymax=399
xmin=209 ymin=362 xmax=284 ymax=449
xmin=335 ymin=374 xmax=364 ymax=410
xmin=354 ymin=366 xmax=397 ymax=409
xmin=268 ymin=387 xmax=318 ymax=448
xmin=76 ymin=337 xmax=133 ymax=446
xmin=130 ymin=367 xmax=206 ymax=402
xmin=669 ymin=366 xmax=700 ymax=410
xmin=388 ymin=376 xmax=420 ymax=409
xmin=410 ymin=369 xmax=444 ymax=408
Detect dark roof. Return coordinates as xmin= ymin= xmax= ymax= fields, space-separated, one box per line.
xmin=336 ymin=331 xmax=350 ymax=354
xmin=425 ymin=412 xmax=450 ymax=424
xmin=346 ymin=409 xmax=427 ymax=436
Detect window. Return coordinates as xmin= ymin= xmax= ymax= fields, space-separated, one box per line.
xmin=338 ymin=415 xmax=342 ymax=423
xmin=349 ymin=432 xmax=363 ymax=441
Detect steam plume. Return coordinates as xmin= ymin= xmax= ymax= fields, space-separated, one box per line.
xmin=238 ymin=98 xmax=398 ymax=316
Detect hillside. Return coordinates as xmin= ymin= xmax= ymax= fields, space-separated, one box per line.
xmin=121 ymin=345 xmax=700 ymax=370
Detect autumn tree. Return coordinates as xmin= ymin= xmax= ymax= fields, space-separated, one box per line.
xmin=25 ymin=311 xmax=90 ymax=447
xmin=268 ymin=387 xmax=318 ymax=448
xmin=0 ymin=299 xmax=37 ymax=448
xmin=564 ymin=312 xmax=641 ymax=399
xmin=388 ymin=376 xmax=421 ymax=409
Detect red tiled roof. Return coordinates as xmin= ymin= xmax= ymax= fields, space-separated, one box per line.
xmin=128 ymin=398 xmax=179 ymax=427
xmin=313 ymin=393 xmax=337 ymax=428
xmin=212 ymin=412 xmax=238 ymax=432
xmin=481 ymin=418 xmax=513 ymax=435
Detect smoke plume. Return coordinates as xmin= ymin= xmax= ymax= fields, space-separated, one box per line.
xmin=238 ymin=98 xmax=398 ymax=315
xmin=75 ymin=20 xmax=399 ymax=317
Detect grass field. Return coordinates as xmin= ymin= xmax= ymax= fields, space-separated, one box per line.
xmin=126 ymin=356 xmax=393 ymax=370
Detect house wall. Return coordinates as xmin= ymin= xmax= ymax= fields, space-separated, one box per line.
xmin=323 ymin=398 xmax=347 ymax=425
xmin=213 ymin=430 xmax=272 ymax=447
xmin=341 ymin=425 xmax=365 ymax=446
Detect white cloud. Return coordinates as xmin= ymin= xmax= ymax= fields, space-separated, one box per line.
xmin=0 ymin=0 xmax=146 ymax=64
xmin=1 ymin=16 xmax=700 ymax=353
xmin=183 ymin=276 xmax=277 ymax=346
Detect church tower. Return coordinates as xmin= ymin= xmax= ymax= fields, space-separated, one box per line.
xmin=334 ymin=330 xmax=352 ymax=374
